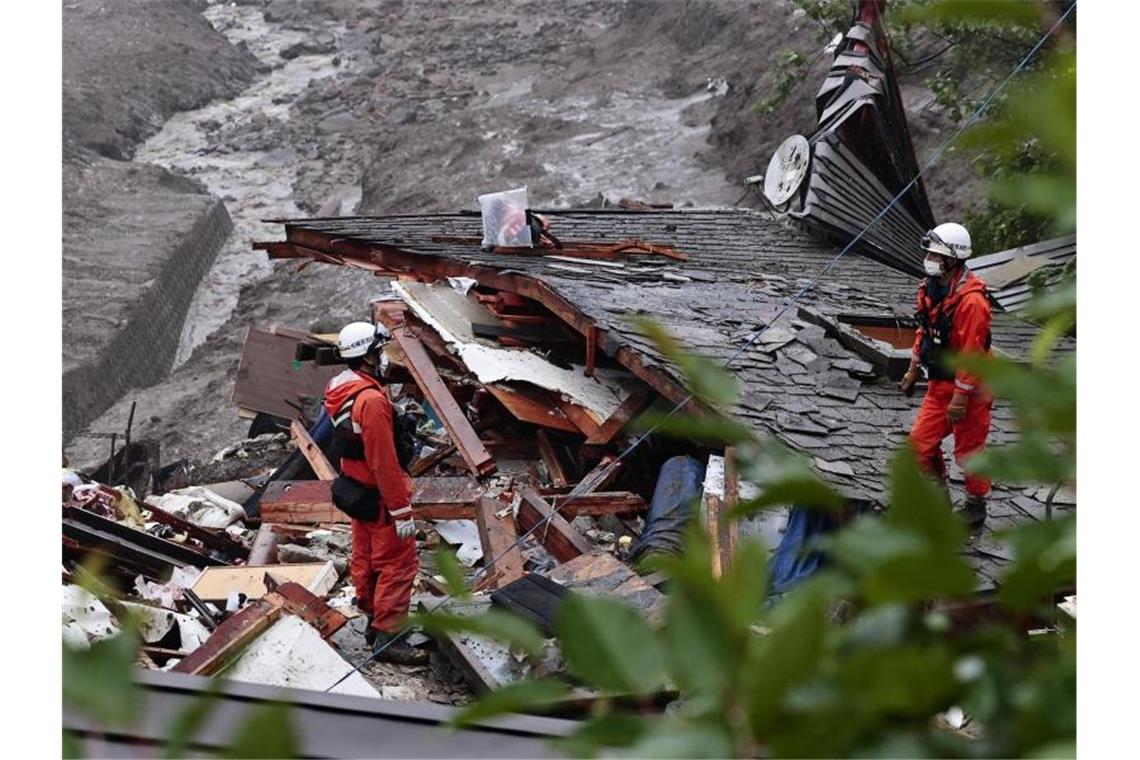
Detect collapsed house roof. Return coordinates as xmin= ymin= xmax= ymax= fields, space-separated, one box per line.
xmin=259 ymin=207 xmax=1074 ymax=587
xmin=967 ymin=234 xmax=1077 ymax=314
xmin=763 ymin=0 xmax=935 ymax=277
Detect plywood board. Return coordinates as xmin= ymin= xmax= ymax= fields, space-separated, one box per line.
xmin=191 ymin=562 xmax=338 ymax=603
xmin=232 ymin=327 xmax=341 ymax=419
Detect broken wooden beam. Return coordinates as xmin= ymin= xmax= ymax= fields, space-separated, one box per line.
xmin=290 ymin=420 xmax=337 ymax=481
xmin=409 ymin=443 xmax=457 ymax=476
xmin=390 ymin=327 xmax=496 ymax=477
xmin=544 ymin=491 xmax=648 ymax=516
xmin=474 ymin=497 xmax=525 ymax=590
xmin=259 ymin=477 xmax=484 ymax=523
xmin=574 ymin=454 xmax=623 ymax=495
xmin=247 ymin=523 xmax=280 ymax=566
xmin=584 ymin=387 xmax=652 ymax=446
xmin=536 ymin=430 xmax=569 ymax=488
xmin=171 ymin=598 xmax=283 ymax=676
xmin=516 ymin=487 xmax=592 ymax=563
xmin=702 ymin=453 xmax=738 ymax=579
xmin=263 ymin=578 xmax=348 ymax=639
xmin=486 ymin=384 xmax=580 ymax=433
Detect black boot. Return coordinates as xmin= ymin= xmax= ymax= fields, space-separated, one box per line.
xmin=960 ymin=495 xmax=987 ymax=535
xmin=363 ymin=617 xmax=377 ymax=646
xmin=372 ymin=632 xmax=429 ymax=666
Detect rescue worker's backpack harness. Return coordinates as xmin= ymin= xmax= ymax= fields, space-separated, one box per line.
xmin=328 ymin=386 xmax=418 ymax=523
xmin=916 ymin=285 xmax=991 ymax=381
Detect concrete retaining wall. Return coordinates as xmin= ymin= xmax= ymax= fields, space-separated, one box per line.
xmin=63 ymin=200 xmax=232 ymax=439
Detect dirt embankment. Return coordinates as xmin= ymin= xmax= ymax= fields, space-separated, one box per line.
xmin=62 ymin=0 xmax=259 ymax=439
xmin=66 ymin=0 xmax=984 ymax=469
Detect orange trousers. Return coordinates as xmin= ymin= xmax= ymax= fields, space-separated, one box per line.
xmin=350 ymin=517 xmax=418 ymax=633
xmin=908 ymin=379 xmax=992 ymax=498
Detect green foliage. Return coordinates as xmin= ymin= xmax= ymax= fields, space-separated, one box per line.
xmin=434 ymin=545 xmax=473 ymax=601
xmin=218 ymin=701 xmax=299 ymax=759
xmin=62 ymin=623 xmax=144 ymax=729
xmin=556 ymin=594 xmax=668 ymax=695
xmin=754 ymin=51 xmax=810 ymax=115
xmin=452 ymin=679 xmax=571 ymax=726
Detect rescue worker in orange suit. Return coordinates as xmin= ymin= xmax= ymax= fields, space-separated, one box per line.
xmin=323 ymin=321 xmax=428 ymax=665
xmin=899 ymin=222 xmax=992 ymax=534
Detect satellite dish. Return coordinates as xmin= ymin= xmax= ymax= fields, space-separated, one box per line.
xmin=763 ymin=134 xmax=811 ymax=208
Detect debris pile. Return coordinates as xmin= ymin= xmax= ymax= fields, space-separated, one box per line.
xmin=62 ymin=267 xmax=758 ymax=704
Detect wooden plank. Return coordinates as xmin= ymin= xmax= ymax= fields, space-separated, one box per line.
xmin=474 ymin=497 xmax=524 ymax=590
xmin=584 ymin=387 xmax=652 ymax=446
xmin=433 ymin=629 xmax=501 ymax=694
xmin=547 ymin=553 xmax=664 ymax=620
xmin=536 ymin=430 xmax=569 ymax=488
xmin=485 ymin=384 xmax=579 ymax=433
xmin=231 ymin=327 xmax=340 ymax=419
xmin=290 ymin=420 xmax=337 ymax=481
xmin=390 ymin=327 xmax=497 ymax=476
xmin=260 ymin=477 xmax=483 ymax=523
xmin=247 ymin=523 xmax=280 ymax=565
xmin=722 ymin=447 xmax=740 ymax=576
xmin=516 ymin=487 xmax=592 ymax=563
xmin=263 ymin=579 xmax=348 ymax=639
xmin=574 ymin=454 xmax=623 ymax=495
xmin=702 ymin=453 xmax=738 ymax=579
xmin=557 ymin=399 xmax=604 ymax=438
xmin=171 ymin=599 xmax=283 ymax=676
xmin=409 ymin=443 xmax=457 ymax=476
xmin=546 ymin=491 xmax=647 ymax=516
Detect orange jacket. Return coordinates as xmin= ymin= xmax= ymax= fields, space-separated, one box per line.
xmin=911 ymin=268 xmax=992 ymax=394
xmin=323 ymin=370 xmax=413 ymax=518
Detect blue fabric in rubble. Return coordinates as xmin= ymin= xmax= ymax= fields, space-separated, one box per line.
xmin=768 ymin=506 xmax=837 ymax=594
xmin=309 ymin=407 xmax=333 ymax=446
xmin=629 ymin=455 xmax=706 ymax=562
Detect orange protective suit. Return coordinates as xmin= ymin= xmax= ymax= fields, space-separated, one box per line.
xmin=908 ymin=268 xmax=993 ymax=498
xmin=323 ymin=369 xmax=417 ymax=633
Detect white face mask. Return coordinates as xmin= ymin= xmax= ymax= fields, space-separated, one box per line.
xmin=923 ymin=257 xmax=943 ymax=277
xmin=378 ymin=350 xmax=390 ymax=377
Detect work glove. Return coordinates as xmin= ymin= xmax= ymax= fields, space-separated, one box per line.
xmin=899 ymin=364 xmax=920 ymax=397
xmin=947 ymin=391 xmax=969 ymax=424
xmin=391 ymin=507 xmax=416 ymax=540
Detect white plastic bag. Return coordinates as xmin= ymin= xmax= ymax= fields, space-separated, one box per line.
xmin=478 ymin=187 xmax=532 ymax=248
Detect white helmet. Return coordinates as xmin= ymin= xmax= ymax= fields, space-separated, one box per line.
xmin=922 ymin=222 xmax=972 ymax=260
xmin=337 ymin=321 xmax=390 ymax=359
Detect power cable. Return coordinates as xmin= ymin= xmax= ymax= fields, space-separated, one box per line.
xmin=324 ymin=0 xmax=1076 ymax=692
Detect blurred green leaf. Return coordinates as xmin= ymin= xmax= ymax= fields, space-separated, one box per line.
xmin=555 ymin=712 xmax=649 ymax=758
xmin=62 ymin=623 xmax=142 ymax=729
xmin=218 ymin=701 xmax=299 ymax=759
xmin=633 ymin=410 xmax=754 ymax=444
xmin=839 ymin=604 xmax=911 ymax=652
xmin=633 ymin=317 xmax=741 ymax=408
xmin=967 ymin=434 xmax=1074 ymax=485
xmin=886 ymin=447 xmax=963 ymax=550
xmin=898 ymin=0 xmax=1046 ymax=26
xmin=451 ymin=679 xmax=570 ymax=726
xmin=556 ymin=594 xmax=667 ymax=695
xmin=997 ymin=514 xmax=1075 ymax=610
xmin=433 ymin=547 xmax=472 ymax=601
xmin=732 ymin=438 xmax=844 ymax=514
xmin=62 ymin=731 xmax=83 ymax=760
xmin=743 ymin=582 xmax=828 ymax=735
xmin=622 ymin=717 xmax=735 ymax=759
xmin=164 ymin=680 xmax=223 ymax=760
xmin=411 ymin=608 xmax=547 ymax=657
